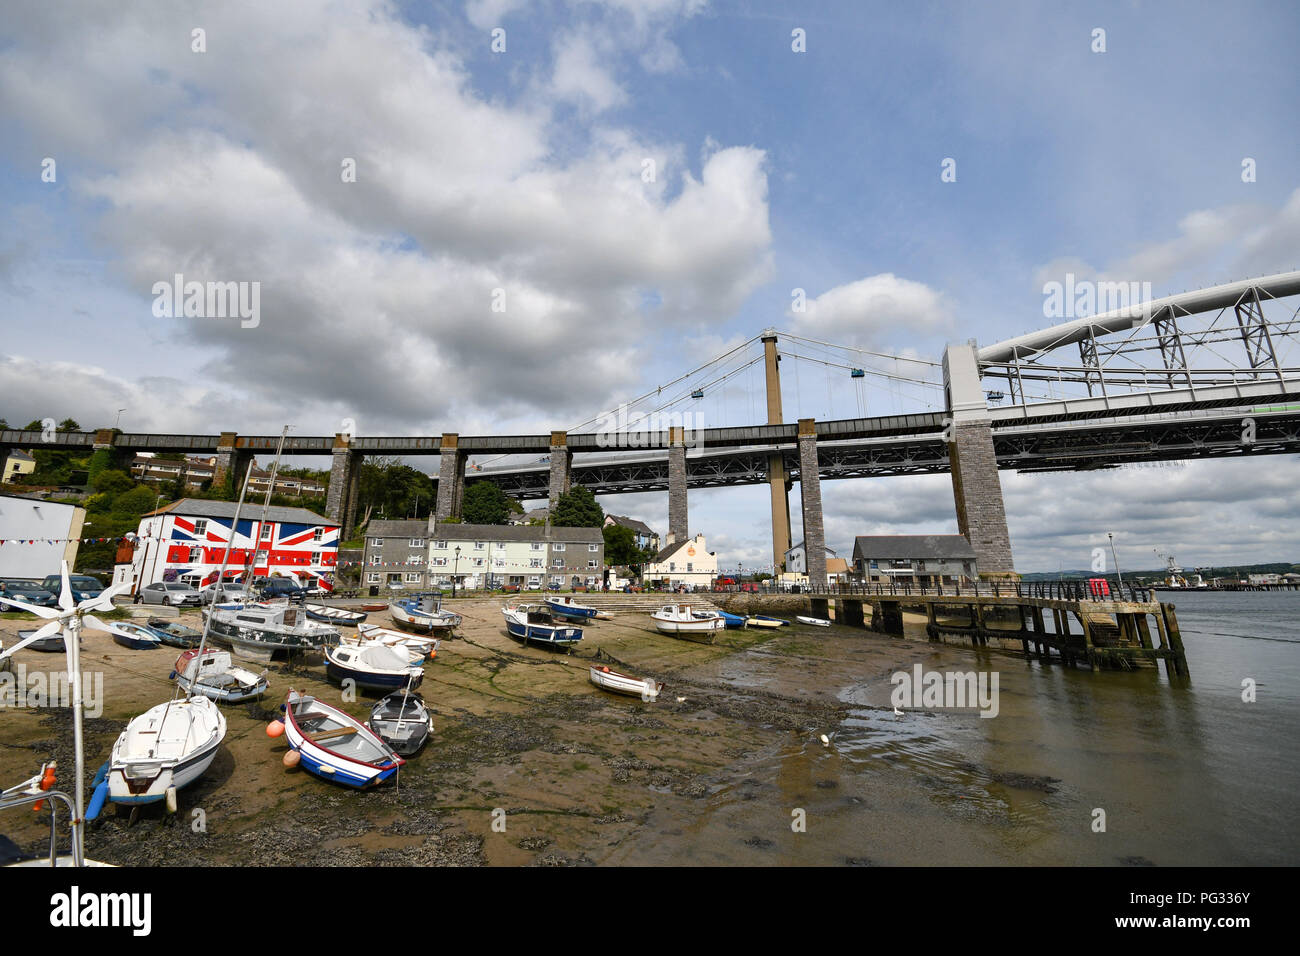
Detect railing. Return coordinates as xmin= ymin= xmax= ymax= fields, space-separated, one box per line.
xmin=792 ymin=581 xmax=1155 ymax=603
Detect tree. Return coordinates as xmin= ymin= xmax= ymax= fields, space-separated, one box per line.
xmin=92 ymin=469 xmax=135 ymax=495
xmin=551 ymin=485 xmax=604 ymax=528
xmin=461 ymin=480 xmax=511 ymax=525
xmin=112 ymin=485 xmax=157 ymax=516
xmin=57 ymin=418 xmax=80 ymax=432
xmin=602 ymin=523 xmax=641 ymax=566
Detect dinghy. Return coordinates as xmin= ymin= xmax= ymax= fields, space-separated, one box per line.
xmin=368 ymin=690 xmax=432 ymax=756
xmin=501 ymin=603 xmax=583 ymax=650
xmin=281 ymin=689 xmax=404 ymax=788
xmin=545 ymin=595 xmax=599 ymax=620
xmin=16 ymin=628 xmax=68 ymax=653
xmin=390 ymin=592 xmax=461 ymax=636
xmin=649 ymin=605 xmax=726 ymax=643
xmin=109 ymin=621 xmax=163 ymax=650
xmin=98 ymin=696 xmax=226 ymax=809
xmin=171 ymin=648 xmax=268 ymax=703
xmin=795 ymin=615 xmax=831 ymax=627
xmin=358 ymin=603 xmax=388 ymax=612
xmin=744 ymin=614 xmax=788 ymax=629
xmin=715 ymin=611 xmax=746 ymax=629
xmin=147 ymin=619 xmax=205 ymax=648
xmin=303 ymin=603 xmax=367 ymax=626
xmin=589 ymin=664 xmax=664 ymax=700
xmin=355 ymin=622 xmax=439 ymax=662
xmin=204 ymin=603 xmax=339 ymax=661
xmin=324 ymin=642 xmax=424 ymax=692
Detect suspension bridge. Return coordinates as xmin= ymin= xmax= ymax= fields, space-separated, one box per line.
xmin=4 ymin=270 xmax=1299 ymax=584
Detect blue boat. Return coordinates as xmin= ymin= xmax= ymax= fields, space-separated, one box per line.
xmin=110 ymin=622 xmax=163 ymax=650
xmin=715 ymin=611 xmax=747 ymax=629
xmin=282 ymin=690 xmax=404 ymax=789
xmin=502 ymin=604 xmax=583 ymax=650
xmin=545 ymin=595 xmax=599 ymax=620
xmin=324 ymin=643 xmax=424 ymax=692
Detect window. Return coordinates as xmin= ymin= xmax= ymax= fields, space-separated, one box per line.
xmin=408 ymin=554 xmax=423 ymax=565
xmin=409 ymin=538 xmax=424 ymax=547
xmin=669 ymin=562 xmax=676 ymax=572
xmin=474 ymin=541 xmax=485 ymax=550
xmin=261 ymin=524 xmax=273 ymax=541
xmin=311 ymin=552 xmax=322 ymax=566
xmin=367 ymin=573 xmax=381 ymax=583
xmin=370 ymin=538 xmax=384 ymax=547
xmin=194 ymin=520 xmax=208 ymax=536
xmin=553 ymin=543 xmax=565 ymax=552
xmin=431 ymin=557 xmax=448 ymax=567
xmin=188 ymin=547 xmax=202 ymax=562
xmin=687 ymin=563 xmax=693 ymax=572
xmin=432 ymin=540 xmax=447 ymax=549
xmin=405 ymin=572 xmax=422 ymax=583
xmin=552 ymin=558 xmax=564 ymax=568
xmin=254 ymin=550 xmax=268 ymax=565
xmin=529 ymin=558 xmax=543 ymax=569
xmin=313 ymin=528 xmax=323 ymax=542
xmin=587 ymin=560 xmax=597 ymax=569
xmin=370 ymin=555 xmax=382 ymax=566
xmin=472 ymin=558 xmax=484 ymax=567
xmin=530 ymin=542 xmax=543 ymax=551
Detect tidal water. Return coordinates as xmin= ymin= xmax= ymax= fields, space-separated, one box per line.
xmin=613 ymin=590 xmax=1299 ymax=865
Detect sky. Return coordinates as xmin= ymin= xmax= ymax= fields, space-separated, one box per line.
xmin=1 ymin=0 xmax=1299 ymax=573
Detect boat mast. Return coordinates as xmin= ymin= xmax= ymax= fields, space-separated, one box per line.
xmin=246 ymin=426 xmax=290 ymax=591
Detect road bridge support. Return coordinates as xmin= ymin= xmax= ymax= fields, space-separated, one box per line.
xmin=213 ymin=432 xmax=253 ymax=494
xmin=326 ymin=435 xmax=362 ymax=539
xmin=436 ymin=433 xmax=466 ymax=520
xmin=548 ymin=431 xmax=572 ymax=509
xmin=668 ymin=426 xmax=688 ymax=545
xmin=797 ymin=418 xmax=828 ymax=588
xmin=762 ymin=331 xmax=792 ymax=571
xmin=944 ymin=344 xmax=1017 ymax=578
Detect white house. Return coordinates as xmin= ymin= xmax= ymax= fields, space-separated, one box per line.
xmin=0 ymin=493 xmax=86 ymax=579
xmin=642 ymin=533 xmax=717 ymax=589
xmin=424 ymin=523 xmax=605 ymax=590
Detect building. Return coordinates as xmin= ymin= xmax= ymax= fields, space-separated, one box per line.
xmin=123 ymin=498 xmax=339 ymax=594
xmin=852 ymin=534 xmax=977 ymax=587
xmin=2 ymin=449 xmax=35 ymax=484
xmin=603 ymin=514 xmax=660 ymax=552
xmin=510 ymin=507 xmax=550 ymax=526
xmin=359 ymin=521 xmax=607 ymax=591
xmin=826 ymin=557 xmax=851 ymax=584
xmin=784 ymin=541 xmax=837 ymax=575
xmin=246 ymin=464 xmax=327 ymax=499
xmin=0 ymin=493 xmax=86 ymax=579
xmin=642 ymin=533 xmax=718 ymax=589
xmin=130 ymin=454 xmax=216 ymax=489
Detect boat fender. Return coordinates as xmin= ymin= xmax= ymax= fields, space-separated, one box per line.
xmin=168 ymin=671 xmax=177 ymax=680
xmin=266 ymin=719 xmax=285 ymax=738
xmin=86 ymin=780 xmax=109 ymax=822
xmin=90 ymin=760 xmax=110 ymax=790
xmin=165 ymin=786 xmax=178 ymax=814
xmin=283 ymin=749 xmax=301 ymax=769
xmin=601 ymin=666 xmax=610 ymax=672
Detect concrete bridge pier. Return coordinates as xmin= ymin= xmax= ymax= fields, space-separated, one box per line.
xmin=213 ymin=433 xmax=253 ymax=494
xmin=667 ymin=426 xmax=687 ymax=544
xmin=870 ymin=600 xmax=905 ymax=636
xmin=436 ymin=433 xmax=466 ymax=520
xmin=548 ymin=431 xmax=572 ymax=509
xmin=326 ymin=435 xmax=362 ymax=539
xmin=842 ymin=599 xmax=866 ymax=628
xmin=797 ymin=418 xmax=828 ymax=588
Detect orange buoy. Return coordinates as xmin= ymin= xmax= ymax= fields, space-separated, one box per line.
xmin=266 ymin=720 xmax=285 ymax=738
xmin=283 ymin=749 xmax=301 ymax=768
xmin=601 ymin=666 xmax=610 ymax=673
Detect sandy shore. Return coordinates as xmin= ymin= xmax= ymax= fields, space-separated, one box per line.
xmin=0 ymin=599 xmax=1075 ymax=866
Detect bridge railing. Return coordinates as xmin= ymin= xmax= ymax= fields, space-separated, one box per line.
xmin=782 ymin=581 xmax=1155 ymax=603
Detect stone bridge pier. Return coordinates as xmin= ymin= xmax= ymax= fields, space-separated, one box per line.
xmin=326 ymin=434 xmax=362 ymax=539
xmin=436 ymin=433 xmax=467 ymax=520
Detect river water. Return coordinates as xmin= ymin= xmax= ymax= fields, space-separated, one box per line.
xmin=610 ymin=590 xmax=1299 ymax=865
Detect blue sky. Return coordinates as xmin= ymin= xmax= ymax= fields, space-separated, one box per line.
xmin=2 ymin=0 xmax=1298 ymax=571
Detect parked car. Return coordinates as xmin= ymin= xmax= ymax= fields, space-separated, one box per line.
xmin=134 ymin=581 xmax=203 ymax=607
xmin=258 ymin=577 xmax=307 ymax=600
xmin=40 ymin=574 xmax=104 ymax=602
xmin=199 ymin=583 xmax=253 ymax=605
xmin=0 ymin=578 xmax=59 ymax=608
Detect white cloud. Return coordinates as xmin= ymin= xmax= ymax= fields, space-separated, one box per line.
xmin=789 ymin=273 xmax=951 ymax=347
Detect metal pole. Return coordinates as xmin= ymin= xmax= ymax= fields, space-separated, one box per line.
xmin=1109 ymin=532 xmax=1124 ymax=591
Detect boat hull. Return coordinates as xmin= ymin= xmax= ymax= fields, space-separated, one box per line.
xmin=589 ymin=665 xmax=663 ymax=699
xmin=325 ymin=659 xmax=425 ymax=692
xmin=283 ymin=692 xmax=403 ymax=789
xmin=107 ymin=698 xmax=226 ymax=805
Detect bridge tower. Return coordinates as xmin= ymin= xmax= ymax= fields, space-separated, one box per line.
xmin=762 ymin=330 xmax=793 ymax=571
xmin=943 ymin=343 xmax=1017 ymax=579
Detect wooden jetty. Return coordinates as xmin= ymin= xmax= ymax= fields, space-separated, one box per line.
xmin=803 ymin=582 xmax=1188 ymax=678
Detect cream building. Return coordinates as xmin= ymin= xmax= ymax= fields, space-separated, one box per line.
xmin=642 ymin=533 xmax=717 ymax=589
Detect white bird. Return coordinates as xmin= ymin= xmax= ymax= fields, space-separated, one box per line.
xmin=820 ymin=732 xmax=836 ymax=747
xmin=675 ymin=696 xmax=686 ymax=703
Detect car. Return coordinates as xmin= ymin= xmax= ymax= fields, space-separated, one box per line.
xmin=134 ymin=581 xmax=203 ymax=607
xmin=199 ymin=583 xmax=253 ymax=605
xmin=258 ymin=577 xmax=307 ymax=600
xmin=0 ymin=578 xmax=59 ymax=608
xmin=40 ymin=574 xmax=104 ymax=602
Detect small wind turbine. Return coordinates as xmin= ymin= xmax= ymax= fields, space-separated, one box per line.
xmin=0 ymin=561 xmax=138 ymax=863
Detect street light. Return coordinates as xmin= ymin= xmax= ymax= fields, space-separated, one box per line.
xmin=1108 ymin=532 xmax=1124 ymax=591
xmin=452 ymin=546 xmax=461 ymax=598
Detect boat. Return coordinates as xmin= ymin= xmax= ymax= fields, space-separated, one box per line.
xmin=147 ymin=619 xmax=205 ymax=648
xmin=545 ymin=595 xmax=599 ymax=620
xmin=95 ymin=696 xmax=226 ymax=810
xmin=714 ymin=610 xmax=747 ymax=629
xmin=109 ymin=621 xmax=163 ymax=650
xmin=796 ymin=615 xmax=831 ymax=627
xmin=303 ymin=603 xmax=367 ymax=626
xmin=501 ymin=603 xmax=583 ymax=650
xmin=280 ymin=689 xmax=404 ymax=788
xmin=171 ymin=648 xmax=268 ymax=703
xmin=16 ymin=628 xmax=69 ymax=652
xmin=358 ymin=603 xmax=388 ymax=612
xmin=368 ymin=691 xmax=432 ymax=756
xmin=324 ymin=642 xmax=424 ymax=692
xmin=650 ymin=604 xmax=726 ymax=642
xmin=203 ymin=603 xmax=340 ymax=661
xmin=390 ymin=592 xmax=462 ymax=636
xmin=745 ymin=614 xmax=789 ymax=629
xmin=589 ymin=664 xmax=664 ymax=700
xmin=352 ymin=623 xmax=439 ymax=663
xmin=1 ymin=762 xmax=114 ymax=867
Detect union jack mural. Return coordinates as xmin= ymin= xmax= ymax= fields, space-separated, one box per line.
xmin=130 ymin=501 xmax=339 ymax=592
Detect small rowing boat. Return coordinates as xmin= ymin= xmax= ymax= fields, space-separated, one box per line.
xmin=146 ymin=619 xmax=204 ymax=648
xmin=589 ymin=664 xmax=664 ymax=700
xmin=171 ymin=648 xmax=269 ymax=703
xmin=303 ymin=603 xmax=367 ymax=626
xmin=545 ymin=595 xmax=599 ymax=620
xmin=501 ymin=603 xmax=583 ymax=650
xmin=715 ymin=610 xmax=746 ymax=629
xmin=744 ymin=615 xmax=788 ymax=629
xmin=15 ymin=628 xmax=68 ymax=653
xmin=795 ymin=615 xmax=831 ymax=627
xmin=280 ymin=689 xmax=404 ymax=788
xmin=368 ymin=691 xmax=432 ymax=756
xmin=347 ymin=623 xmax=439 ymax=664
xmin=110 ymin=621 xmax=163 ymax=650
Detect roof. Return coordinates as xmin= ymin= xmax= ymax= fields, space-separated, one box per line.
xmin=785 ymin=540 xmax=837 ymax=557
xmin=852 ymin=535 xmax=977 ymax=561
xmin=827 ymin=558 xmax=850 ymax=574
xmin=606 ymin=514 xmax=656 ymax=536
xmin=9 ymin=449 xmax=34 ymax=462
xmin=367 ymin=519 xmax=427 ymax=536
xmin=145 ymin=497 xmax=334 ymax=526
xmin=649 ymin=534 xmax=707 ymax=564
xmin=430 ymin=521 xmax=603 ymax=543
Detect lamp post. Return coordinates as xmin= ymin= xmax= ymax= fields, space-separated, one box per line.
xmin=1108 ymin=532 xmax=1124 ymax=591
xmin=452 ymin=546 xmax=461 ymax=598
